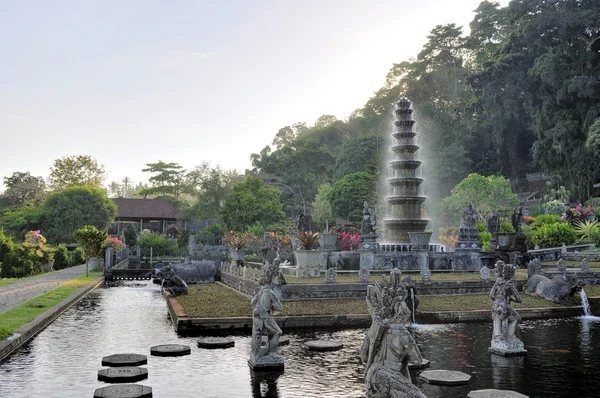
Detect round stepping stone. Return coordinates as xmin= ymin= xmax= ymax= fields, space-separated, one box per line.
xmin=98 ymin=367 xmax=148 ymax=383
xmin=197 ymin=337 xmax=235 ymax=349
xmin=408 ymin=358 xmax=430 ymax=369
xmin=262 ymin=335 xmax=290 ymax=346
xmin=150 ymin=344 xmax=191 ymax=357
xmin=419 ymin=369 xmax=471 ymax=386
xmin=101 ymin=353 xmax=147 ymax=367
xmin=304 ymin=340 xmax=343 ymax=352
xmin=93 ymin=384 xmax=152 ymax=398
xmin=468 ymin=389 xmax=528 ymax=398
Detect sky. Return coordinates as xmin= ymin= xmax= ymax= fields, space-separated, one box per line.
xmin=0 ymin=0 xmax=510 ymax=190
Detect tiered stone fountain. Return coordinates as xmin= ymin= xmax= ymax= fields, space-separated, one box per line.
xmin=383 ymin=97 xmax=431 ymax=248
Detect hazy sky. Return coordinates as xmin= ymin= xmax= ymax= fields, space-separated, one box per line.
xmin=0 ymin=0 xmax=509 ymax=189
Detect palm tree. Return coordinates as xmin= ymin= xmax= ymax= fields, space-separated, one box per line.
xmin=121 ymin=176 xmax=133 ymax=197
xmin=108 ymin=181 xmax=123 ymax=198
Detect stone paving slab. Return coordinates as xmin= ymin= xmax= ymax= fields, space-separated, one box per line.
xmin=0 ymin=264 xmax=88 ymax=315
xmin=419 ymin=369 xmax=471 ymax=385
xmin=468 ymin=389 xmax=528 ymax=398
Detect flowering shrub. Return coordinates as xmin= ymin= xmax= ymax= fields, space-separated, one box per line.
xmin=523 ymin=215 xmax=536 ymax=224
xmin=224 ymin=231 xmax=246 ymax=250
xmin=562 ymin=204 xmax=596 ymax=225
xmin=22 ymin=230 xmax=54 ymax=264
xmin=438 ymin=227 xmax=459 ymax=249
xmin=104 ymin=236 xmax=126 ymax=252
xmin=340 ymin=231 xmax=360 ymax=251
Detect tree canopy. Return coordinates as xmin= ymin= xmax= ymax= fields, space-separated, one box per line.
xmin=48 ymin=155 xmax=106 ymax=190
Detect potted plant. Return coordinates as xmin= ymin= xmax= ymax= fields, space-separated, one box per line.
xmin=294 ymin=231 xmax=323 ymax=277
xmin=224 ymin=231 xmax=246 ymax=261
xmin=496 ymin=221 xmax=516 ymax=248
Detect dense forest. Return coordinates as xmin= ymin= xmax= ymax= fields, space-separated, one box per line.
xmin=250 ymin=0 xmax=600 ymax=217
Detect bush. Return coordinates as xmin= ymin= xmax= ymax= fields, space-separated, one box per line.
xmin=532 ymin=214 xmax=561 ymax=229
xmin=71 ymin=247 xmax=85 ymax=265
xmin=499 ymin=221 xmax=515 ymax=233
xmin=585 ymin=197 xmax=600 ymax=209
xmin=479 ymin=231 xmax=492 ymax=251
xmin=139 ymin=232 xmax=176 ymax=257
xmin=123 ymin=224 xmax=138 ymax=246
xmin=530 ymin=222 xmax=577 ymax=248
xmin=53 ymin=245 xmax=72 ymax=270
xmin=0 ymin=231 xmax=39 ymax=278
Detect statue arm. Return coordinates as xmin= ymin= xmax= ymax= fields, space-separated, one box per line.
xmin=509 ymin=286 xmax=522 ymax=303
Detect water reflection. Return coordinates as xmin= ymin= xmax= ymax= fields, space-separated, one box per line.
xmin=1 ymin=281 xmax=600 ymax=397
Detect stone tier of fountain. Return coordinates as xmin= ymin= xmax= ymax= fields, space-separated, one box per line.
xmin=383 ymin=98 xmax=429 ymax=244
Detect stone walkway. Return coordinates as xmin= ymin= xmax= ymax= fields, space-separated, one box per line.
xmin=0 ymin=264 xmax=89 ymax=315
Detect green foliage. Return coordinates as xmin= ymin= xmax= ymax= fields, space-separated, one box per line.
xmin=327 ymin=172 xmax=375 ymax=220
xmin=0 ymin=205 xmax=44 ymax=240
xmin=0 ymin=172 xmax=46 ymax=210
xmin=333 ymin=135 xmax=382 ymax=181
xmin=184 ymin=163 xmax=238 ymax=222
xmin=479 ymin=231 xmax=492 ymax=251
xmin=585 ymin=197 xmax=600 ymax=210
xmin=499 ymin=221 xmax=515 ymax=234
xmin=71 ymin=247 xmax=85 ymax=265
xmin=73 ymin=225 xmax=107 ymax=260
xmin=220 ymin=176 xmax=286 ymax=232
xmin=53 ymin=244 xmax=72 ymax=270
xmin=138 ymin=161 xmax=187 ymax=199
xmin=573 ymin=220 xmax=600 ymax=243
xmin=123 ymin=224 xmax=138 ymax=246
xmin=529 ymin=223 xmax=577 ymax=248
xmin=195 ymin=223 xmax=226 ymax=245
xmin=533 ymin=214 xmax=561 ymax=228
xmin=311 ymin=183 xmax=333 ymax=231
xmin=543 ymin=185 xmax=571 ymax=203
xmin=476 ymin=222 xmax=487 ymax=233
xmin=42 ymin=186 xmax=117 ymax=244
xmin=442 ymin=174 xmax=519 ymax=224
xmin=48 ymin=155 xmax=105 ymax=190
xmin=245 ymin=222 xmax=266 ymax=238
xmin=139 ymin=232 xmax=177 ymax=257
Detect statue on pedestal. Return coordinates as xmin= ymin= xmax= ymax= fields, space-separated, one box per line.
xmin=160 ymin=265 xmax=188 ymax=296
xmin=361 ymin=202 xmax=377 ymax=235
xmin=489 ymin=260 xmax=527 ymax=356
xmin=249 ymin=260 xmax=285 ymax=370
xmin=361 ymin=268 xmax=426 ymax=397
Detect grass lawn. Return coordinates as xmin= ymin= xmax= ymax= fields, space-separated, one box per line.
xmin=177 ymin=282 xmax=565 ymax=319
xmin=285 ymin=270 xmax=528 ymax=284
xmin=0 ymin=271 xmax=102 ymax=340
xmin=583 ymin=285 xmax=600 ymax=297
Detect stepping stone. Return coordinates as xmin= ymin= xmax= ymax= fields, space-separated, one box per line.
xmin=262 ymin=335 xmax=290 ymax=346
xmin=468 ymin=389 xmax=528 ymax=398
xmin=98 ymin=367 xmax=148 ymax=383
xmin=93 ymin=384 xmax=152 ymax=398
xmin=197 ymin=337 xmax=235 ymax=349
xmin=101 ymin=353 xmax=147 ymax=367
xmin=419 ymin=369 xmax=471 ymax=386
xmin=408 ymin=358 xmax=430 ymax=369
xmin=150 ymin=344 xmax=191 ymax=357
xmin=304 ymin=340 xmax=343 ymax=352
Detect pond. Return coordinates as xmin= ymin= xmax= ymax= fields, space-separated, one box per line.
xmin=1 ymin=280 xmax=599 ymax=398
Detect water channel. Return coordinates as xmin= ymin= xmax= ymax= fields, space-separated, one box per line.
xmin=1 ymin=280 xmax=600 ymax=398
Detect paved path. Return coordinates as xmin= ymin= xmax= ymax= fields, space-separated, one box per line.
xmin=0 ymin=264 xmax=89 ymax=315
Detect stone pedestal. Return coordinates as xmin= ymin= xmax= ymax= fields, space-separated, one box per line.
xmin=359 ymin=252 xmax=376 ymax=270
xmin=248 ymin=352 xmax=285 ymax=370
xmin=360 ymin=234 xmax=379 ymax=250
xmin=489 ymin=338 xmax=527 ymax=356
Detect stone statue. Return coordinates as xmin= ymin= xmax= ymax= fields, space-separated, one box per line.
xmin=359 ymin=267 xmax=371 ymax=283
xmin=582 ymin=258 xmax=591 ymax=273
xmin=512 ymin=207 xmax=523 ymax=235
xmin=361 ymin=202 xmax=377 ymax=235
xmin=188 ymin=233 xmax=197 ymax=257
xmin=557 ymin=258 xmax=567 ymax=274
xmin=480 ymin=265 xmax=491 ymax=281
xmin=160 ymin=265 xmax=188 ymax=296
xmin=360 ymin=268 xmax=426 ymax=398
xmin=527 ymin=258 xmax=542 ymax=279
xmin=296 ymin=212 xmax=306 ymax=233
xmin=403 ymin=276 xmax=419 ymax=323
xmin=249 ymin=262 xmax=285 ymax=369
xmin=325 ymin=267 xmax=337 ymax=283
xmin=489 ymin=261 xmax=526 ymax=355
xmin=461 ymin=203 xmax=478 ymax=229
xmin=524 ymin=272 xmax=583 ymax=305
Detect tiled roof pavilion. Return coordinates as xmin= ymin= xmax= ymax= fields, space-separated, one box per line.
xmin=111 ymin=198 xmax=179 ymax=234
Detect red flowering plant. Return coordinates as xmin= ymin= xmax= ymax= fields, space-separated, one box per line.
xmin=224 ymin=231 xmax=246 ymax=250
xmin=340 ymin=231 xmax=360 ymax=251
xmin=523 ymin=215 xmax=536 ymax=224
xmin=104 ymin=236 xmax=126 ymax=252
xmin=562 ymin=204 xmax=596 ymax=225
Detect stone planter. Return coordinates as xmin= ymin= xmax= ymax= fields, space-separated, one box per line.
xmin=230 ymin=249 xmax=246 ymax=261
xmin=294 ymin=250 xmax=326 ymax=277
xmin=409 ymin=232 xmax=433 ymax=250
xmin=41 ymin=260 xmax=54 ymax=273
xmin=319 ymin=233 xmax=338 ymax=250
xmin=496 ymin=234 xmax=514 ymax=249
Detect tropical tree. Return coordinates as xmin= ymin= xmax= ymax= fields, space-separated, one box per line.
xmin=183 ymin=163 xmax=239 ymax=221
xmin=42 ymin=186 xmax=117 ymax=243
xmin=311 ymin=183 xmax=334 ymax=231
xmin=441 ymin=173 xmax=519 ymax=224
xmin=73 ymin=225 xmax=107 ymax=277
xmin=220 ymin=176 xmax=286 ymax=232
xmin=328 ymin=172 xmax=376 ymax=221
xmin=0 ymin=172 xmax=46 ymax=210
xmin=138 ymin=161 xmax=187 ymax=199
xmin=48 ymin=155 xmax=106 ymax=190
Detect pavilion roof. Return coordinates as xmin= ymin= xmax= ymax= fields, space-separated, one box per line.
xmin=113 ymin=198 xmax=179 ymax=219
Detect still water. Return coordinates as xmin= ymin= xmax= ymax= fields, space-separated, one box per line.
xmin=1 ymin=280 xmax=600 ymax=398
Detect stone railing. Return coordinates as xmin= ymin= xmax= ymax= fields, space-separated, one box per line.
xmin=527 ymin=243 xmax=596 ymax=261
